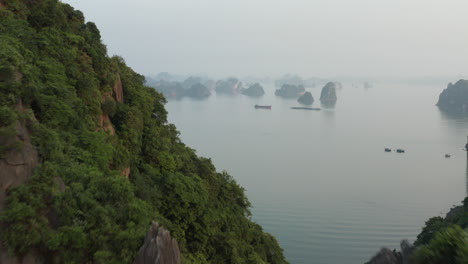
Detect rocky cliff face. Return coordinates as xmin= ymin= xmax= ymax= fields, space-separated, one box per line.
xmin=320 ymin=82 xmax=337 ymax=102
xmin=0 ymin=103 xmax=40 ymax=264
xmin=0 ymin=104 xmax=38 ymax=211
xmin=436 ymin=79 xmax=468 ymax=114
xmin=113 ymin=75 xmax=124 ymax=103
xmin=133 ymin=222 xmax=181 ymax=264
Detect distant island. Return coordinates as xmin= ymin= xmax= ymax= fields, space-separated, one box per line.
xmin=297 ymin=91 xmax=314 ymax=105
xmin=185 ymin=83 xmax=211 ymax=99
xmin=146 ymin=77 xmax=212 ymax=99
xmin=275 ymin=74 xmax=323 ymax=88
xmin=241 ymin=83 xmax=265 ymax=97
xmin=320 ymin=82 xmax=338 ymax=102
xmin=215 ymin=78 xmax=243 ymax=95
xmin=436 ymin=79 xmax=468 ymax=114
xmin=275 ymin=84 xmax=305 ymax=98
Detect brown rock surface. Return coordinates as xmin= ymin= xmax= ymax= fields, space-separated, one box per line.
xmin=133 ymin=221 xmax=181 ymax=264
xmin=98 ymin=114 xmax=115 ymax=135
xmin=113 ymin=74 xmax=124 ymax=103
xmin=121 ymin=167 xmax=131 ymax=178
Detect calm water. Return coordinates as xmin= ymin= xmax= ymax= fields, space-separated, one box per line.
xmin=166 ymin=83 xmax=468 ymax=264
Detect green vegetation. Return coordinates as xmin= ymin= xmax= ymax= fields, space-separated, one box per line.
xmin=409 ymin=197 xmax=468 ymax=264
xmin=0 ymin=1 xmax=288 ymax=263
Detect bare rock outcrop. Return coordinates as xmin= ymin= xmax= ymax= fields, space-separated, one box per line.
xmin=0 ymin=115 xmax=38 ymax=210
xmin=133 ymin=221 xmax=181 ymax=264
xmin=121 ymin=167 xmax=131 ymax=178
xmin=366 ymin=240 xmax=414 ymax=264
xmin=0 ymin=103 xmax=41 ymax=264
xmin=98 ymin=113 xmax=115 ymax=135
xmin=113 ymin=74 xmax=124 ymax=103
xmin=367 ymin=248 xmax=401 ymax=264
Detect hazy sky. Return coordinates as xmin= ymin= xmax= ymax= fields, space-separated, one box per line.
xmin=62 ymin=0 xmax=468 ymax=79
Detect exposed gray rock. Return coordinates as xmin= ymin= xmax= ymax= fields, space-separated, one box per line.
xmin=437 ymin=79 xmax=468 ymax=114
xmin=275 ymin=84 xmax=305 ymax=98
xmin=0 ymin=103 xmax=41 ymax=264
xmin=133 ymin=221 xmax=181 ymax=264
xmin=242 ymin=83 xmax=265 ymax=97
xmin=367 ymin=248 xmax=401 ymax=264
xmin=366 ymin=240 xmax=414 ymax=264
xmin=320 ymin=82 xmax=337 ymax=102
xmin=400 ymin=240 xmax=414 ymax=264
xmin=297 ymin=91 xmax=314 ymax=105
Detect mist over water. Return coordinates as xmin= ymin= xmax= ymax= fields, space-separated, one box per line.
xmin=166 ymin=83 xmax=468 ymax=263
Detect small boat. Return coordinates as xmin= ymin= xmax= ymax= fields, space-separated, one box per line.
xmin=290 ymin=107 xmax=321 ymax=111
xmin=384 ymin=148 xmax=391 ymax=152
xmin=396 ymin=149 xmax=405 ymax=153
xmin=254 ymin=105 xmax=271 ymax=109
xmin=445 ymin=154 xmax=451 ymax=158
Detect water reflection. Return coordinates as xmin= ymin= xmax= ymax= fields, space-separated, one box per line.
xmin=321 ymin=101 xmax=336 ymax=109
xmin=438 ymin=107 xmax=468 ymax=121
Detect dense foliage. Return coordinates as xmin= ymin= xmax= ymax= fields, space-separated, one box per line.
xmin=409 ymin=197 xmax=468 ymax=264
xmin=0 ymin=1 xmax=288 ymax=263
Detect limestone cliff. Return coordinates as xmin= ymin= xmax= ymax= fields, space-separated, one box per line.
xmin=0 ymin=103 xmax=40 ymax=264
xmin=133 ymin=222 xmax=181 ymax=264
xmin=0 ymin=103 xmax=38 ymax=210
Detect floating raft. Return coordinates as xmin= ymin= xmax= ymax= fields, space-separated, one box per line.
xmin=290 ymin=107 xmax=321 ymax=111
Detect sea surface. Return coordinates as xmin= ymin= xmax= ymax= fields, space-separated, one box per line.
xmin=165 ymin=82 xmax=468 ymax=264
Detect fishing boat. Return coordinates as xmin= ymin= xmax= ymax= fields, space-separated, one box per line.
xmin=396 ymin=149 xmax=405 ymax=153
xmin=445 ymin=154 xmax=451 ymax=158
xmin=254 ymin=105 xmax=272 ymax=109
xmin=384 ymin=148 xmax=391 ymax=152
xmin=290 ymin=107 xmax=321 ymax=111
